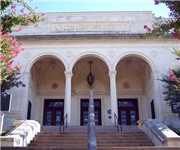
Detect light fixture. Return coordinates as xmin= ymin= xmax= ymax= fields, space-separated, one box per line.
xmin=86 ymin=61 xmax=94 ymax=87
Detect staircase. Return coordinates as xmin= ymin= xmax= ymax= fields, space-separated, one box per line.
xmin=28 ymin=126 xmax=154 ymax=149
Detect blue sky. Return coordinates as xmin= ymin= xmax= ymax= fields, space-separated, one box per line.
xmin=28 ymin=0 xmax=170 ymax=18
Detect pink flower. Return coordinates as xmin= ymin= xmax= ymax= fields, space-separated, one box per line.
xmin=11 ymin=4 xmax=17 ymax=9
xmin=154 ymin=0 xmax=159 ymax=5
xmin=12 ymin=41 xmax=17 ymax=46
xmin=16 ymin=28 xmax=22 ymax=32
xmin=144 ymin=25 xmax=151 ymax=32
xmin=11 ymin=51 xmax=18 ymax=58
xmin=169 ymin=70 xmax=175 ymax=80
xmin=20 ymin=9 xmax=24 ymax=13
xmin=42 ymin=13 xmax=45 ymax=16
xmin=7 ymin=61 xmax=13 ymax=69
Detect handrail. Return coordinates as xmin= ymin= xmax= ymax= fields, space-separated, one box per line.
xmin=87 ymin=89 xmax=97 ymax=150
xmin=114 ymin=113 xmax=122 ymax=132
xmin=59 ymin=113 xmax=68 ymax=132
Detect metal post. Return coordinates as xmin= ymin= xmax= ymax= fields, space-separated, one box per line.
xmin=87 ymin=89 xmax=97 ymax=150
xmin=0 ymin=113 xmax=5 ymax=132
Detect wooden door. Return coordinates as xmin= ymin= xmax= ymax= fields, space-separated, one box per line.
xmin=118 ymin=99 xmax=139 ymax=125
xmin=81 ymin=99 xmax=102 ymax=126
xmin=43 ymin=99 xmax=64 ymax=126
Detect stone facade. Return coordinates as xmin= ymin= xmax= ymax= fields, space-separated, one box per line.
xmin=6 ymin=12 xmax=179 ymax=127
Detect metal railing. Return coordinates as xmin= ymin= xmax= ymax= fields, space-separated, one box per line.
xmin=59 ymin=113 xmax=68 ymax=132
xmin=87 ymin=89 xmax=97 ymax=150
xmin=114 ymin=113 xmax=122 ymax=132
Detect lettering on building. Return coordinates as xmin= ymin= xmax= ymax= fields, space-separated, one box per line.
xmin=51 ymin=22 xmax=130 ymax=32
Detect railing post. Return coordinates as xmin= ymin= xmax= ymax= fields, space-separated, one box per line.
xmin=88 ymin=89 xmax=97 ymax=150
xmin=66 ymin=114 xmax=68 ymax=127
xmin=0 ymin=113 xmax=5 ymax=132
xmin=59 ymin=113 xmax=68 ymax=132
xmin=114 ymin=113 xmax=116 ymax=127
xmin=114 ymin=113 xmax=122 ymax=132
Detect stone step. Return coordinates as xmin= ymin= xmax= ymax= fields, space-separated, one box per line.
xmin=32 ymin=138 xmax=149 ymax=141
xmin=29 ymin=143 xmax=154 ymax=148
xmin=35 ymin=134 xmax=147 ymax=139
xmin=28 ymin=127 xmax=154 ymax=148
xmin=2 ymin=147 xmax=180 ymax=150
xmin=41 ymin=125 xmax=142 ymax=133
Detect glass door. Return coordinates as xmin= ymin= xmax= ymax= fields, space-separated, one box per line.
xmin=43 ymin=99 xmax=64 ymax=126
xmin=81 ymin=99 xmax=101 ymax=126
xmin=118 ymin=99 xmax=139 ymax=125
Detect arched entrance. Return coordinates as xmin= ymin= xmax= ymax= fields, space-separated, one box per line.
xmin=116 ymin=56 xmax=153 ymax=125
xmin=28 ymin=56 xmax=65 ymax=125
xmin=71 ymin=56 xmax=110 ymax=126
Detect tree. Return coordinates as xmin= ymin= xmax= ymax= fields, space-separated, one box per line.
xmin=160 ymin=50 xmax=180 ymax=102
xmin=144 ymin=0 xmax=180 ymax=39
xmin=0 ymin=0 xmax=45 ymax=92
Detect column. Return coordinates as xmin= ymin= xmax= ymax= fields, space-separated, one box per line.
xmin=153 ymin=72 xmax=163 ymax=121
xmin=109 ymin=71 xmax=118 ymax=124
xmin=20 ymin=72 xmax=30 ymax=119
xmin=64 ymin=71 xmax=73 ymax=125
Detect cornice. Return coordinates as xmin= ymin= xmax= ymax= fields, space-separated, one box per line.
xmin=14 ymin=33 xmax=174 ymax=41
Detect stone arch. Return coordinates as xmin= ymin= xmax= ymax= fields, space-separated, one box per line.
xmin=114 ymin=52 xmax=156 ymax=72
xmin=115 ymin=51 xmax=159 ymax=120
xmin=23 ymin=52 xmax=67 ymax=73
xmin=71 ymin=53 xmax=110 ymax=94
xmin=69 ymin=52 xmax=111 ymax=72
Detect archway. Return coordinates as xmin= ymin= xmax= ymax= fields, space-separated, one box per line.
xmin=28 ymin=56 xmax=65 ymax=125
xmin=116 ymin=55 xmax=154 ymax=125
xmin=71 ymin=56 xmax=110 ymax=126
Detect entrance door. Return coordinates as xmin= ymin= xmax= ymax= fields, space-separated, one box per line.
xmin=43 ymin=99 xmax=64 ymax=126
xmin=81 ymin=99 xmax=102 ymax=126
xmin=118 ymin=99 xmax=139 ymax=125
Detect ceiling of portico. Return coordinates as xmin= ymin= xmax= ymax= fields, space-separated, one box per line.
xmin=30 ymin=57 xmax=65 ymax=94
xmin=116 ymin=56 xmax=151 ymax=93
xmin=72 ymin=57 xmax=109 ymax=94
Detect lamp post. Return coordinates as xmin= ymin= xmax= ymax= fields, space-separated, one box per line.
xmin=86 ymin=61 xmax=97 ymax=150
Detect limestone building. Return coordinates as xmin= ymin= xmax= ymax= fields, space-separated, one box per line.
xmin=8 ymin=11 xmax=179 ymax=127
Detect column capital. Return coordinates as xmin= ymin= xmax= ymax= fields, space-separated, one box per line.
xmin=109 ymin=71 xmax=117 ymax=79
xmin=65 ymin=71 xmax=73 ymax=79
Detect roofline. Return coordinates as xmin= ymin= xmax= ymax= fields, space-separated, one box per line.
xmin=14 ymin=33 xmax=174 ymax=41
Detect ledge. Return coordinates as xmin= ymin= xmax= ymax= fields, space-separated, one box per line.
xmin=141 ymin=119 xmax=180 ymax=147
xmin=0 ymin=120 xmax=40 ymax=147
xmin=13 ymin=33 xmax=174 ymax=41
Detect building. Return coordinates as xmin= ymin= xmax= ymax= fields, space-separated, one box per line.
xmin=8 ymin=11 xmax=179 ymax=127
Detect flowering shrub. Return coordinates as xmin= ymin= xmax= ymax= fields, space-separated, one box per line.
xmin=1 ymin=0 xmax=46 ymax=34
xmin=1 ymin=0 xmax=45 ymax=93
xmin=144 ymin=1 xmax=180 ymax=39
xmin=0 ymin=28 xmax=25 ymax=92
xmin=160 ymin=50 xmax=180 ymax=102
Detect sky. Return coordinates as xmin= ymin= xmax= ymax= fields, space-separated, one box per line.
xmin=28 ymin=0 xmax=170 ymax=18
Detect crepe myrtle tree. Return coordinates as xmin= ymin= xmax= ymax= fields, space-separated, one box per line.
xmin=0 ymin=0 xmax=45 ymax=93
xmin=160 ymin=50 xmax=180 ymax=102
xmin=144 ymin=0 xmax=180 ymax=39
xmin=143 ymin=1 xmax=180 ymax=102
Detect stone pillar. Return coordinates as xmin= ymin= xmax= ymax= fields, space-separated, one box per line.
xmin=64 ymin=71 xmax=73 ymax=125
xmin=153 ymin=72 xmax=163 ymax=121
xmin=109 ymin=71 xmax=118 ymax=124
xmin=20 ymin=72 xmax=30 ymax=119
